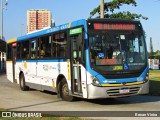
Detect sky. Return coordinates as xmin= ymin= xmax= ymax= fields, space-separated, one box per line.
xmin=2 ymin=0 xmax=160 ymax=52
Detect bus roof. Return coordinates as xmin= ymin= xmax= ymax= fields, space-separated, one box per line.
xmin=17 ymin=19 xmax=86 ymax=42
xmin=7 ymin=18 xmax=141 ymax=43
xmin=6 ymin=19 xmax=86 ymax=43
xmin=6 ymin=38 xmax=17 ymax=44
xmin=87 ymin=18 xmax=140 ymax=24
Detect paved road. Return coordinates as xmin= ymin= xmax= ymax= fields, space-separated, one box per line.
xmin=0 ymin=74 xmax=160 ymax=119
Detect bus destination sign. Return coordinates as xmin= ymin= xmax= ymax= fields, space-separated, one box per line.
xmin=94 ymin=23 xmax=135 ymax=30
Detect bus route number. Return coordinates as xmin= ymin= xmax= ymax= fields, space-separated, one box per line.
xmin=113 ymin=66 xmax=123 ymax=70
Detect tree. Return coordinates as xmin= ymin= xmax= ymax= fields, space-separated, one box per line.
xmin=89 ymin=0 xmax=148 ymax=20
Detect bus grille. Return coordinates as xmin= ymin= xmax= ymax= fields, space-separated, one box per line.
xmin=106 ymin=87 xmax=140 ymax=97
xmin=103 ymin=72 xmax=141 ymax=79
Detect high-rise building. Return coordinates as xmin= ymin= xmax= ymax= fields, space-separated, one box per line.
xmin=27 ymin=9 xmax=52 ymax=33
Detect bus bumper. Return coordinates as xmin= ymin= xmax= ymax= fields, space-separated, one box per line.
xmin=87 ymin=81 xmax=149 ymax=99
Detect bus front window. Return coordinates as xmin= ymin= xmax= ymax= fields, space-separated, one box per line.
xmin=89 ymin=32 xmax=147 ymax=72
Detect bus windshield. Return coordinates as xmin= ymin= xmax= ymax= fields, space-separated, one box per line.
xmin=89 ymin=31 xmax=147 ymax=72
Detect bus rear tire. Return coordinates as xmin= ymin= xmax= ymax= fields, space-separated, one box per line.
xmin=60 ymin=78 xmax=74 ymax=101
xmin=19 ymin=73 xmax=29 ymax=91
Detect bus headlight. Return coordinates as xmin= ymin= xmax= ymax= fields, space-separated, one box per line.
xmin=92 ymin=77 xmax=101 ymax=87
xmin=144 ymin=72 xmax=149 ymax=83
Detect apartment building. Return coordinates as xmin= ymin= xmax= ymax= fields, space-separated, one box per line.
xmin=27 ymin=9 xmax=52 ymax=33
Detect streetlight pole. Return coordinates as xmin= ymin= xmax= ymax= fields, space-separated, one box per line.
xmin=0 ymin=0 xmax=7 ymax=41
xmin=0 ymin=0 xmax=7 ymax=71
xmin=0 ymin=0 xmax=3 ymax=40
xmin=100 ymin=0 xmax=104 ymax=18
xmin=20 ymin=24 xmax=24 ymax=36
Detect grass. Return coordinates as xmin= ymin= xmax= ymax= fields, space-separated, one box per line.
xmin=149 ymin=70 xmax=160 ymax=95
xmin=0 ymin=108 xmax=6 ymax=111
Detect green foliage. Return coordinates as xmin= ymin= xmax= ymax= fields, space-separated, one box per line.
xmin=149 ymin=70 xmax=160 ymax=96
xmin=148 ymin=52 xmax=156 ymax=59
xmin=103 ymin=11 xmax=148 ymax=20
xmin=89 ymin=0 xmax=148 ymax=20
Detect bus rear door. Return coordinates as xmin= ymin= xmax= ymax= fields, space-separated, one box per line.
xmin=11 ymin=43 xmax=17 ymax=83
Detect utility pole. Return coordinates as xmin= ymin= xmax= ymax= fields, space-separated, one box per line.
xmin=150 ymin=37 xmax=154 ymax=59
xmin=100 ymin=0 xmax=104 ymax=18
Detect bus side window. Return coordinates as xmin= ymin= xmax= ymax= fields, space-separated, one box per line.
xmin=31 ymin=40 xmax=37 ymax=59
xmin=17 ymin=42 xmax=21 ymax=59
xmin=21 ymin=40 xmax=29 ymax=59
xmin=52 ymin=32 xmax=67 ymax=58
xmin=7 ymin=44 xmax=12 ymax=60
xmin=38 ymin=35 xmax=52 ymax=58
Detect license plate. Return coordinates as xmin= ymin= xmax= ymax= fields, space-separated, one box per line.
xmin=119 ymin=88 xmax=130 ymax=93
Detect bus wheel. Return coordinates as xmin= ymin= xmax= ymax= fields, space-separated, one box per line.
xmin=19 ymin=73 xmax=29 ymax=91
xmin=60 ymin=78 xmax=74 ymax=101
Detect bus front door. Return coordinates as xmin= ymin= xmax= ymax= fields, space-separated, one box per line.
xmin=70 ymin=34 xmax=83 ymax=95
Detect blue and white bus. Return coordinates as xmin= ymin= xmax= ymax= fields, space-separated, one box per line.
xmin=6 ymin=19 xmax=149 ymax=101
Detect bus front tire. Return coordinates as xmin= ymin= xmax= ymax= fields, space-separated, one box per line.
xmin=60 ymin=78 xmax=74 ymax=101
xmin=19 ymin=73 xmax=29 ymax=91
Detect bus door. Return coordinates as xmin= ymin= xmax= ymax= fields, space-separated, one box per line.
xmin=70 ymin=34 xmax=83 ymax=95
xmin=12 ymin=43 xmax=17 ymax=82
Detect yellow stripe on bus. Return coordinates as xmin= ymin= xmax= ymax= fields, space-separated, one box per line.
xmin=68 ymin=23 xmax=71 ymax=28
xmin=6 ymin=61 xmax=12 ymax=63
xmin=67 ymin=59 xmax=71 ymax=80
xmin=52 ymin=80 xmax=55 ymax=88
xmin=7 ymin=38 xmax=17 ymax=44
xmin=101 ymin=81 xmax=144 ymax=87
